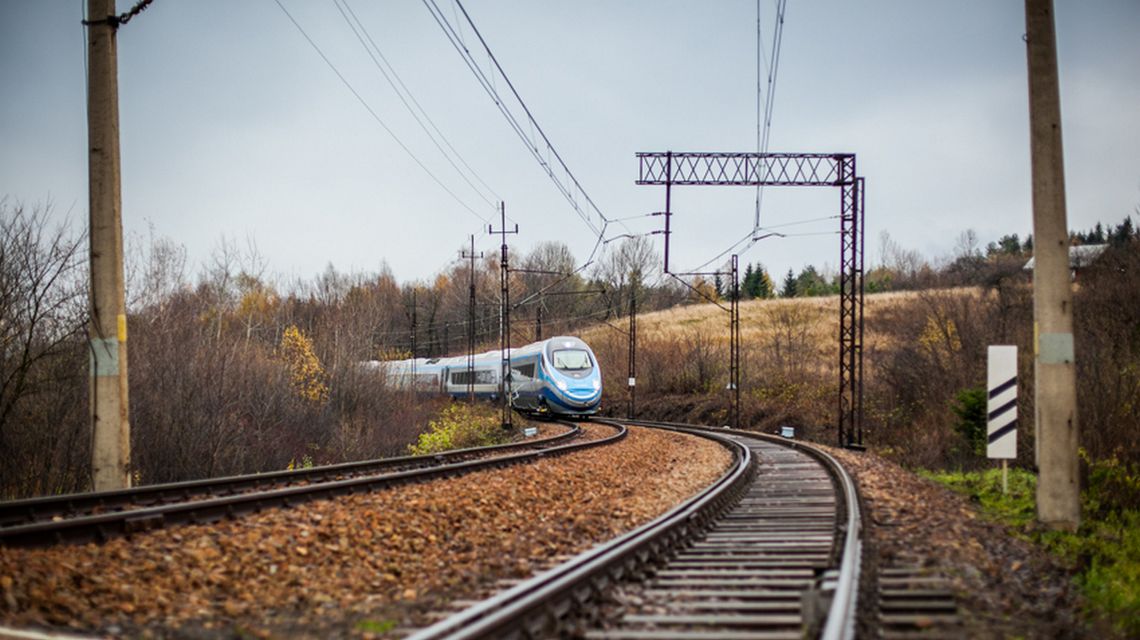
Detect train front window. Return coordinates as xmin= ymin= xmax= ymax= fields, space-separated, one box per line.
xmin=552 ymin=349 xmax=592 ymax=371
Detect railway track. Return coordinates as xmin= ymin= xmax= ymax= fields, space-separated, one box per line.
xmin=409 ymin=419 xmax=862 ymax=640
xmin=0 ymin=420 xmax=621 ymax=548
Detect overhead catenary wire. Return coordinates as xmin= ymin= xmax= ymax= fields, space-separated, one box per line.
xmin=333 ymin=0 xmax=502 ymax=213
xmin=754 ymin=0 xmax=788 ymax=231
xmin=272 ymin=0 xmax=491 ymax=227
xmin=683 ymin=214 xmax=839 ymax=275
xmin=679 ymin=2 xmax=790 ymax=280
xmin=420 ymin=0 xmax=627 ymax=244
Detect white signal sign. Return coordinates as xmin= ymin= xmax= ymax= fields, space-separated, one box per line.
xmin=987 ymin=346 xmax=1018 ymax=459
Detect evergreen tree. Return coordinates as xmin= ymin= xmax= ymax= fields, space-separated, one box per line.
xmin=741 ymin=263 xmax=756 ymax=298
xmin=1111 ymin=217 xmax=1135 ymax=246
xmin=781 ymin=268 xmax=798 ymax=297
xmin=795 ymin=265 xmax=830 ymax=297
xmin=754 ymin=264 xmax=773 ymax=299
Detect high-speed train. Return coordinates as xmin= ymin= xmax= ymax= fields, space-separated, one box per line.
xmin=362 ymin=336 xmax=602 ymax=417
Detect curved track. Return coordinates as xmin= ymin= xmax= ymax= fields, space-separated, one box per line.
xmin=0 ymin=421 xmax=622 ymax=548
xmin=410 ymin=419 xmax=861 ymax=640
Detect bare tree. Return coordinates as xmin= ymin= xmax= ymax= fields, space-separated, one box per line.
xmin=126 ymin=223 xmax=188 ymax=315
xmin=593 ymin=235 xmax=659 ymax=317
xmin=0 ymin=200 xmax=88 ymax=496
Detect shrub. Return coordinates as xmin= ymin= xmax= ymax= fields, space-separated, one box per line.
xmin=951 ymin=386 xmax=987 ymax=456
xmin=408 ymin=403 xmax=506 ymax=455
xmin=925 ymin=466 xmax=1140 ymax=636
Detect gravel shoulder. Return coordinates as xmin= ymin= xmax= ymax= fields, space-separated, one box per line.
xmin=825 ymin=445 xmax=1088 ymax=639
xmin=0 ymin=425 xmax=731 ymax=639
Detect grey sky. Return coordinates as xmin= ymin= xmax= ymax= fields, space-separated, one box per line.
xmin=2 ymin=1 xmax=1137 ymax=286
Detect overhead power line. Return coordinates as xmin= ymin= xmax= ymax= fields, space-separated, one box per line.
xmin=687 ymin=1 xmax=790 ymax=276
xmin=420 ymin=0 xmax=615 ymax=240
xmin=333 ymin=0 xmax=502 ymax=212
xmin=272 ymin=0 xmax=491 ymax=226
xmin=754 ymin=0 xmax=788 ymax=231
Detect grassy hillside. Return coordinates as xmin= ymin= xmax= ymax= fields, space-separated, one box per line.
xmin=582 ymin=287 xmax=987 ymax=451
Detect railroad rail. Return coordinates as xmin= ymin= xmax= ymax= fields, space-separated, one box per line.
xmin=409 ymin=419 xmax=861 ymax=640
xmin=0 ymin=421 xmax=621 ymax=548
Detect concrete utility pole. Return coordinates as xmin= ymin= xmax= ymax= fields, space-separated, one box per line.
xmin=87 ymin=0 xmax=131 ymax=490
xmin=1025 ymin=0 xmax=1080 ymax=530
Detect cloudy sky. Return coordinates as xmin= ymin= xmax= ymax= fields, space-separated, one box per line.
xmin=2 ymin=1 xmax=1137 ymax=286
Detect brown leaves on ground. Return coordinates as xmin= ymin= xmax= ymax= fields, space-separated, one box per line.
xmin=826 ymin=446 xmax=1086 ymax=639
xmin=0 ymin=426 xmax=730 ymax=638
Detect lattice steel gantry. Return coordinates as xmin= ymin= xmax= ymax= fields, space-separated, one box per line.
xmin=636 ymin=151 xmax=865 ymax=447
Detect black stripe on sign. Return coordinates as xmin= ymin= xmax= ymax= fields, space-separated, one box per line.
xmin=988 ymin=397 xmax=1017 ymax=421
xmin=988 ymin=421 xmax=1017 ymax=445
xmin=988 ymin=376 xmax=1017 ymax=399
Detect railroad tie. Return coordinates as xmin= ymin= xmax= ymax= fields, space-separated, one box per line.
xmin=584 ymin=437 xmax=839 ymax=640
xmin=877 ymin=566 xmax=962 ymax=639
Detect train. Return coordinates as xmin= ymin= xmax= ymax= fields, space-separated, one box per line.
xmin=361 ymin=336 xmax=602 ymax=417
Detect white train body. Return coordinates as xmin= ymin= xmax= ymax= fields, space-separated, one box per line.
xmin=363 ymin=336 xmax=602 ymax=417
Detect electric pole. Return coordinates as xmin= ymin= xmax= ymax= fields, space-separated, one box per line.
xmin=490 ymin=203 xmax=518 ymax=430
xmin=1025 ymin=0 xmax=1080 ymax=530
xmin=460 ymin=235 xmax=483 ymax=402
xmin=409 ymin=289 xmax=417 ymax=385
xmin=730 ymin=254 xmax=740 ymax=429
xmin=86 ymin=0 xmax=131 ymax=491
xmin=628 ymin=286 xmax=637 ymax=420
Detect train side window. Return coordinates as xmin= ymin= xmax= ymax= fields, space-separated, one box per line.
xmin=451 ymin=370 xmax=497 ymax=385
xmin=513 ymin=363 xmax=536 ymax=379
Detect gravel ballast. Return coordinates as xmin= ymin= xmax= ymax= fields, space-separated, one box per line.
xmin=0 ymin=425 xmax=731 ymax=638
xmin=826 ymin=446 xmax=1086 ymax=639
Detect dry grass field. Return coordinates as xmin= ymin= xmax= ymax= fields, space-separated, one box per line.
xmin=581 ymin=287 xmax=981 ymax=388
xmin=579 ymin=286 xmax=994 ymax=451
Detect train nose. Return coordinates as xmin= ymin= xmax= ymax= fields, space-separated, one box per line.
xmin=561 ymin=379 xmax=598 ymax=397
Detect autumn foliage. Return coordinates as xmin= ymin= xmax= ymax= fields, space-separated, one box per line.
xmin=278 ymin=325 xmax=329 ymax=405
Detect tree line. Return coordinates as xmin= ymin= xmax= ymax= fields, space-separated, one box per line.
xmin=2 ymin=193 xmax=1137 ymax=498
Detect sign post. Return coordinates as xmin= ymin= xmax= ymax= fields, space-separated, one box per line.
xmin=987 ymin=346 xmax=1018 ymax=493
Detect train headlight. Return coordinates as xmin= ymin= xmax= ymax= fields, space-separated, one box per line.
xmin=556 ymin=380 xmax=568 ymax=391
xmin=592 ymin=379 xmax=601 ymax=390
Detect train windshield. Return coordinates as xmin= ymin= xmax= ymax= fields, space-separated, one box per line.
xmin=552 ymin=349 xmax=592 ymax=371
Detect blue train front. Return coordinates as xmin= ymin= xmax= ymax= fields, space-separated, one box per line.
xmin=366 ymin=336 xmax=602 ymax=418
xmin=506 ymin=337 xmax=602 ymax=417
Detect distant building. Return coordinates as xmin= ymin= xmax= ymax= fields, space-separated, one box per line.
xmin=1023 ymin=244 xmax=1107 ymax=279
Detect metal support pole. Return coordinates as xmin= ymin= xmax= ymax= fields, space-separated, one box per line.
xmin=837 ymin=167 xmax=863 ymax=449
xmin=461 ymin=235 xmax=482 ymax=402
xmin=628 ymin=290 xmax=637 ymax=420
xmin=856 ymin=177 xmax=866 ymax=446
xmin=635 ymin=151 xmax=865 ymax=447
xmin=410 ymin=289 xmax=417 ymax=385
xmin=664 ymin=152 xmax=673 ymax=274
xmin=731 ymin=254 xmax=740 ymax=429
xmin=490 ymin=203 xmax=518 ymax=430
xmin=87 ymin=0 xmax=131 ymax=490
xmin=1026 ymin=0 xmax=1079 ymax=530
xmin=535 ymin=304 xmax=543 ymax=341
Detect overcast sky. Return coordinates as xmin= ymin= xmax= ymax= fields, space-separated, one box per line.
xmin=2 ymin=1 xmax=1138 ymax=286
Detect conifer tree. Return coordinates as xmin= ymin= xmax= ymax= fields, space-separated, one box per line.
xmin=781 ymin=268 xmax=798 ymax=297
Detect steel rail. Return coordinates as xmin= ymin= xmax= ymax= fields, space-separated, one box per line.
xmin=411 ymin=418 xmax=861 ymax=640
xmin=618 ymin=417 xmax=862 ymax=640
xmin=0 ymin=422 xmax=582 ymax=528
xmin=407 ymin=419 xmax=755 ymax=640
xmin=0 ymin=422 xmax=619 ymax=548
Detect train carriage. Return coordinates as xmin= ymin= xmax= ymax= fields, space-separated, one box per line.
xmin=363 ymin=336 xmax=602 ymax=417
